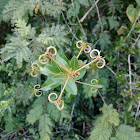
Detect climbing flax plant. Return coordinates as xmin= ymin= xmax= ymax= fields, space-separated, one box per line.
xmin=30 ymin=40 xmax=105 ymax=110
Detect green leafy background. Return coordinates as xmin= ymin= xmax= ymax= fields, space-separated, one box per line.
xmin=0 ymin=0 xmax=140 ymax=139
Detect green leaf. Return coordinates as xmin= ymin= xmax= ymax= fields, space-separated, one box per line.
xmin=51 ymin=58 xmax=62 ymax=73
xmin=47 ymin=103 xmax=70 ymax=123
xmin=100 ymin=104 xmax=120 ymax=126
xmin=26 ymin=105 xmax=43 ymax=125
xmin=126 ymin=5 xmax=139 ymax=23
xmin=115 ymin=124 xmax=140 ymax=140
xmin=40 ymin=65 xmax=55 ymax=78
xmin=74 ymin=68 xmax=86 ymax=80
xmin=52 ymin=74 xmax=67 ymax=84
xmin=98 ymin=84 xmax=103 ymax=88
xmin=59 ymin=53 xmax=70 ymax=65
xmin=65 ymin=78 xmax=77 ymax=95
xmin=89 ymin=122 xmax=113 ymax=140
xmin=108 ymin=17 xmax=119 ymax=30
xmin=99 ymin=31 xmax=111 ymax=50
xmin=56 ymin=53 xmax=70 ymax=72
xmin=39 ymin=114 xmax=54 ymax=140
xmin=41 ymin=79 xmax=60 ymax=91
xmin=71 ymin=56 xmax=78 ymax=70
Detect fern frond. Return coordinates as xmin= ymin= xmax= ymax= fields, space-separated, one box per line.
xmin=2 ymin=0 xmax=39 ymax=24
xmin=32 ymin=96 xmax=46 ymax=108
xmin=89 ymin=122 xmax=113 ymax=140
xmin=100 ymin=104 xmax=120 ymax=126
xmin=0 ymin=0 xmax=9 ymax=22
xmin=41 ymin=0 xmax=66 ymax=17
xmin=37 ymin=24 xmax=69 ymax=49
xmin=108 ymin=17 xmax=119 ymax=30
xmin=39 ymin=114 xmax=54 ymax=140
xmin=26 ymin=105 xmax=43 ymax=125
xmin=115 ymin=124 xmax=140 ymax=140
xmin=47 ymin=103 xmax=69 ymax=123
xmin=90 ymin=104 xmax=120 ymax=140
xmin=14 ymin=82 xmax=33 ymax=106
xmin=15 ymin=19 xmax=36 ymax=38
xmin=0 ymin=36 xmax=31 ymax=67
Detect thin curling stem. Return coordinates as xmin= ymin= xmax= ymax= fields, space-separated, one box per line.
xmin=75 ymin=81 xmax=96 ymax=87
xmin=75 ymin=57 xmax=99 ymax=72
xmin=77 ymin=46 xmax=84 ymax=59
xmin=47 ymin=54 xmax=71 ymax=74
xmin=34 ymin=82 xmax=57 ymax=92
xmin=57 ymin=76 xmax=70 ymax=101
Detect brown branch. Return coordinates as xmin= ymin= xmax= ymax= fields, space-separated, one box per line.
xmin=67 ymin=102 xmax=75 ymax=131
xmin=62 ymin=12 xmax=79 ymax=41
xmin=79 ymin=0 xmax=100 ymax=23
xmin=98 ymin=90 xmax=107 ymax=105
xmin=94 ymin=0 xmax=103 ymax=32
xmin=71 ymin=0 xmax=86 ymax=37
xmin=124 ymin=13 xmax=140 ymax=42
xmin=128 ymin=54 xmax=133 ymax=98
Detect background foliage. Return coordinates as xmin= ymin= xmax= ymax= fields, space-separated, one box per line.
xmin=0 ymin=0 xmax=140 ymax=139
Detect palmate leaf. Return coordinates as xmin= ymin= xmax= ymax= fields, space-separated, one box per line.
xmin=39 ymin=114 xmax=54 ymax=140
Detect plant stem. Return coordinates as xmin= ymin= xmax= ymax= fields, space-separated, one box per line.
xmin=77 ymin=46 xmax=84 ymax=59
xmin=57 ymin=76 xmax=70 ymax=101
xmin=75 ymin=57 xmax=98 ymax=72
xmin=75 ymin=80 xmax=97 ymax=87
xmin=47 ymin=54 xmax=71 ymax=74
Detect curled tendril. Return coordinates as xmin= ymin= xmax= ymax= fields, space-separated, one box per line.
xmin=84 ymin=45 xmax=91 ymax=53
xmin=46 ymin=46 xmax=57 ymax=56
xmin=90 ymin=49 xmax=100 ymax=59
xmin=90 ymin=79 xmax=98 ymax=93
xmin=31 ymin=71 xmax=38 ymax=77
xmin=96 ymin=57 xmax=106 ymax=69
xmin=48 ymin=92 xmax=64 ymax=110
xmin=48 ymin=92 xmax=58 ymax=104
xmin=55 ymin=100 xmax=64 ymax=110
xmin=32 ymin=63 xmax=39 ymax=69
xmin=31 ymin=63 xmax=40 ymax=77
xmin=90 ymin=86 xmax=98 ymax=93
xmin=34 ymin=84 xmax=42 ymax=97
xmin=76 ymin=40 xmax=91 ymax=53
xmin=76 ymin=40 xmax=83 ymax=49
xmin=91 ymin=79 xmax=98 ymax=85
xmin=39 ymin=54 xmax=50 ymax=64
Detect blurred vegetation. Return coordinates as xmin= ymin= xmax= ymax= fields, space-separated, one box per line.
xmin=0 ymin=0 xmax=140 ymax=139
